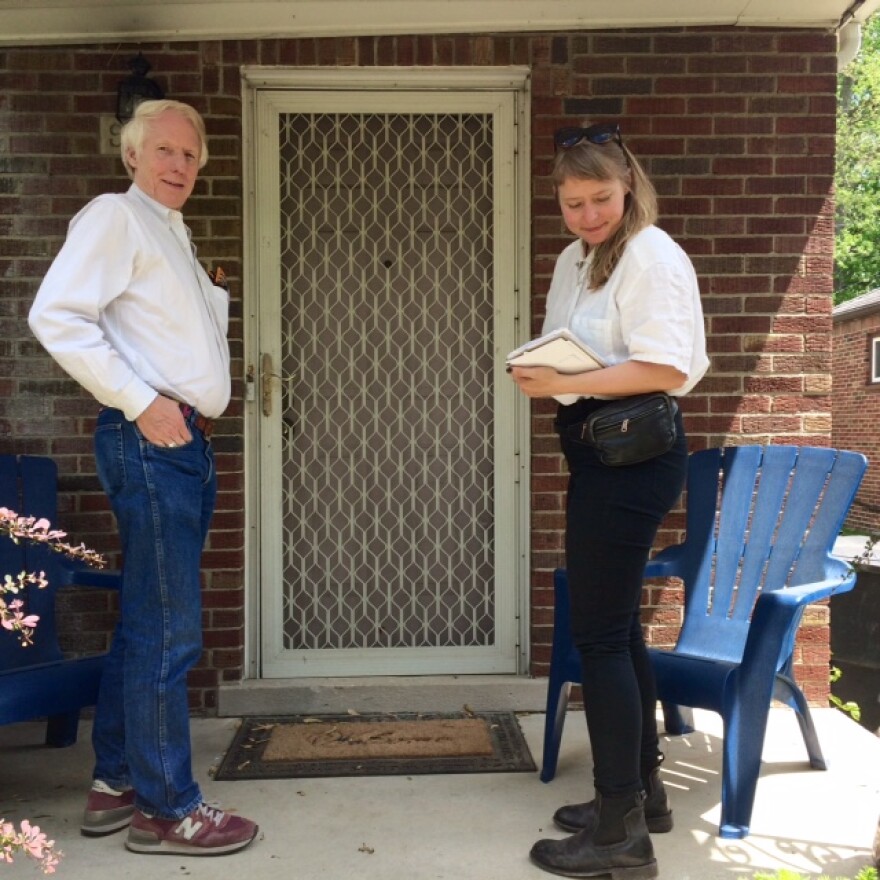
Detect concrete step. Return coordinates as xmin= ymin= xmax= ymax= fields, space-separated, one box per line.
xmin=218 ymin=675 xmax=549 ymax=716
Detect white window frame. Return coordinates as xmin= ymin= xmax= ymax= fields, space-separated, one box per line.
xmin=872 ymin=336 xmax=880 ymax=384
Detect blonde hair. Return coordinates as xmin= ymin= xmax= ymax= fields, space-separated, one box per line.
xmin=120 ymin=99 xmax=209 ymax=179
xmin=551 ymin=130 xmax=657 ymax=289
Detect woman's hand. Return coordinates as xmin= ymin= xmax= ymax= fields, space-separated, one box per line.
xmin=509 ymin=365 xmax=572 ymax=398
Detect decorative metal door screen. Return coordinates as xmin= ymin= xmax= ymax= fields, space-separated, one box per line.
xmin=254 ymin=86 xmax=523 ymax=677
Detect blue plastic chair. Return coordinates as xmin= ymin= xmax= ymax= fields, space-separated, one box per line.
xmin=0 ymin=455 xmax=120 ymax=746
xmin=540 ymin=445 xmax=868 ymax=839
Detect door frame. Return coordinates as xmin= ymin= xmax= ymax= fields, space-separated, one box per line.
xmin=240 ymin=65 xmax=532 ymax=679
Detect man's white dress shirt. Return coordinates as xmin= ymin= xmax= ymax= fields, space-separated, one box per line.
xmin=29 ymin=184 xmax=230 ymax=420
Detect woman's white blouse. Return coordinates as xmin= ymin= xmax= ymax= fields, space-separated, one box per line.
xmin=542 ymin=225 xmax=709 ymax=397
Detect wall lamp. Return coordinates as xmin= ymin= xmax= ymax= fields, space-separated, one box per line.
xmin=115 ymin=53 xmax=165 ymax=124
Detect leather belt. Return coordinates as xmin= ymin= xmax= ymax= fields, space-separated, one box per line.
xmin=179 ymin=403 xmax=214 ymax=439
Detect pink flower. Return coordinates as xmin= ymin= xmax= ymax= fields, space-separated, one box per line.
xmin=0 ymin=599 xmax=39 ymax=634
xmin=0 ymin=819 xmax=61 ymax=873
xmin=18 ymin=821 xmax=48 ymax=859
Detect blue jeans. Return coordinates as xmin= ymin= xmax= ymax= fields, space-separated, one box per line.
xmin=91 ymin=407 xmax=215 ymax=819
xmin=557 ymin=400 xmax=688 ymax=799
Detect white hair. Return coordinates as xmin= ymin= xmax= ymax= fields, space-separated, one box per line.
xmin=120 ymin=99 xmax=208 ymax=179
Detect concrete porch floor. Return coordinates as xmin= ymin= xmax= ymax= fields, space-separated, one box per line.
xmin=0 ymin=707 xmax=877 ymax=880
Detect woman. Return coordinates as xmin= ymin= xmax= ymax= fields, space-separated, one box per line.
xmin=511 ymin=123 xmax=708 ymax=879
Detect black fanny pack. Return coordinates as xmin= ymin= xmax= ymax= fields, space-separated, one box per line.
xmin=558 ymin=392 xmax=679 ymax=467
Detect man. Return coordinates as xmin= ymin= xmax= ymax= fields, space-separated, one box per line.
xmin=29 ymin=99 xmax=258 ymax=856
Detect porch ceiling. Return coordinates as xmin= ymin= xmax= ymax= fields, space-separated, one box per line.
xmin=0 ymin=0 xmax=878 ymax=47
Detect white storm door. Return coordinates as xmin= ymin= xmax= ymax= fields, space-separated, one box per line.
xmin=251 ymin=75 xmax=526 ymax=677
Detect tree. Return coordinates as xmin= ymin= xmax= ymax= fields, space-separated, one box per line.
xmin=836 ymin=14 xmax=880 ymax=304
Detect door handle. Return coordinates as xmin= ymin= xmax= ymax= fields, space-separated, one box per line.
xmin=262 ymin=352 xmax=273 ymax=417
xmin=260 ymin=353 xmax=296 ymax=417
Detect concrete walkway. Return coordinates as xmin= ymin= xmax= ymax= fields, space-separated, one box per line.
xmin=1 ymin=707 xmax=878 ymax=879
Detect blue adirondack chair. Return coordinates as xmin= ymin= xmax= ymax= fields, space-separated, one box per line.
xmin=540 ymin=445 xmax=868 ymax=839
xmin=0 ymin=454 xmax=120 ymax=746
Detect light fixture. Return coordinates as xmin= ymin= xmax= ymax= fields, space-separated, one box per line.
xmin=115 ymin=53 xmax=164 ymax=124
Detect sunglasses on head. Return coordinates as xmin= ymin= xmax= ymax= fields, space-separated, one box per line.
xmin=554 ymin=123 xmax=623 ymax=151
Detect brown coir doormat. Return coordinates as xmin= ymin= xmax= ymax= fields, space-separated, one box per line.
xmin=214 ymin=711 xmax=536 ymax=780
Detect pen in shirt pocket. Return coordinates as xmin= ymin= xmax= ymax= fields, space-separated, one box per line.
xmin=209 ymin=266 xmax=228 ymax=289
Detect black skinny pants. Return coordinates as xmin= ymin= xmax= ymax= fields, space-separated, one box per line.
xmin=557 ymin=399 xmax=688 ymax=799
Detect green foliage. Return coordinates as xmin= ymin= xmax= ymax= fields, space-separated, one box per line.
xmin=836 ymin=15 xmax=880 ymax=303
xmin=829 ymin=665 xmax=862 ymax=721
xmin=751 ymin=868 xmax=878 ymax=880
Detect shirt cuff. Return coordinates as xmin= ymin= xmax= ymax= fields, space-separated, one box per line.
xmin=116 ymin=383 xmax=159 ymax=423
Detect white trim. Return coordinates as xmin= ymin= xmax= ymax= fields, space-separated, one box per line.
xmin=872 ymin=336 xmax=880 ymax=384
xmin=3 ymin=0 xmax=880 ymax=46
xmin=242 ymin=67 xmax=531 ymax=92
xmin=514 ymin=85 xmax=533 ymax=677
xmin=241 ymin=79 xmax=262 ymax=680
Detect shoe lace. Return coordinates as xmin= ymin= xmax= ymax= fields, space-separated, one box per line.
xmin=195 ymin=803 xmax=226 ymax=826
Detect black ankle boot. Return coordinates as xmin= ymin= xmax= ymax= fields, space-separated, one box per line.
xmin=531 ymin=791 xmax=658 ymax=879
xmin=553 ymin=767 xmax=673 ymax=835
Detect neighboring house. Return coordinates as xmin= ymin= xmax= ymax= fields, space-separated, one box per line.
xmin=833 ymin=289 xmax=880 ymax=535
xmin=0 ymin=0 xmax=875 ymax=714
xmin=831 ymin=290 xmax=880 ymax=731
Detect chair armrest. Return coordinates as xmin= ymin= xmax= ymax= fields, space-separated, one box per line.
xmin=738 ymin=575 xmax=856 ymax=684
xmin=60 ymin=566 xmax=121 ymax=590
xmin=754 ymin=575 xmax=856 ymax=610
xmin=644 ymin=544 xmax=686 ymax=579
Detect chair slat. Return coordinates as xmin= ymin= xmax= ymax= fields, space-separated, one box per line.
xmin=791 ymin=450 xmax=868 ymax=585
xmin=735 ymin=446 xmax=798 ymax=591
xmin=711 ymin=447 xmax=775 ymax=619
xmin=763 ymin=447 xmax=838 ymax=589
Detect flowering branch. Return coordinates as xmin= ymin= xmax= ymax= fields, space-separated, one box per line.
xmin=0 ymin=508 xmax=106 ymax=569
xmin=0 ymin=819 xmax=61 ymax=874
xmin=0 ymin=507 xmax=106 ymax=646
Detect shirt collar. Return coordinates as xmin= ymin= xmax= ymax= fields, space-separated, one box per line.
xmin=128 ymin=183 xmax=185 ymax=227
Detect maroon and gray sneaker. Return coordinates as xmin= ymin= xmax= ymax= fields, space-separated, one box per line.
xmin=81 ymin=781 xmax=136 ymax=837
xmin=125 ymin=802 xmax=258 ymax=856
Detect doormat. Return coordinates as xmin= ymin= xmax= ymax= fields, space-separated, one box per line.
xmin=214 ymin=711 xmax=536 ymax=780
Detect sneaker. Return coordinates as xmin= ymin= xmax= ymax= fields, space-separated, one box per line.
xmin=125 ymin=802 xmax=259 ymax=856
xmin=81 ymin=781 xmax=136 ymax=837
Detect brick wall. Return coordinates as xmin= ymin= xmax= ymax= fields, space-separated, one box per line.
xmin=0 ymin=26 xmax=839 ymax=708
xmin=832 ymin=311 xmax=880 ymax=534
